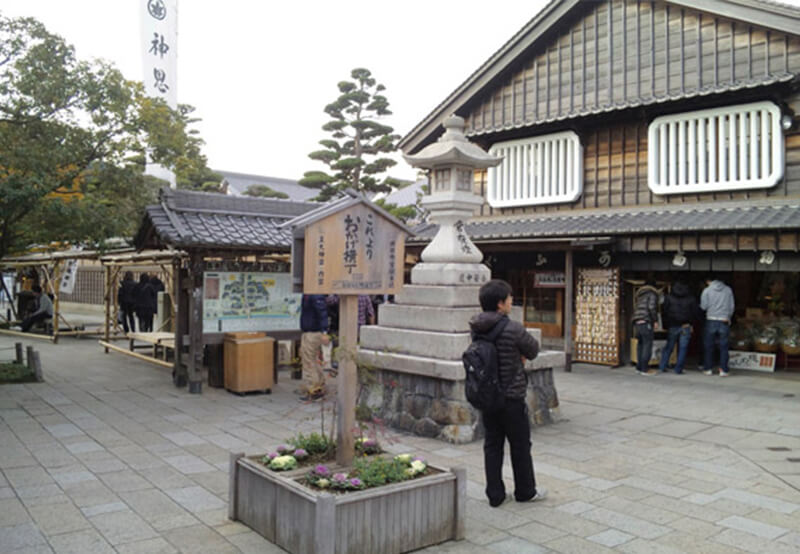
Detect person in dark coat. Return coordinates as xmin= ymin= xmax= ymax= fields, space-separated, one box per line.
xmin=134 ymin=274 xmax=157 ymax=332
xmin=632 ymin=281 xmax=659 ymax=376
xmin=469 ymin=279 xmax=545 ymax=507
xmin=658 ymin=281 xmax=699 ymax=374
xmin=117 ymin=271 xmax=137 ymax=333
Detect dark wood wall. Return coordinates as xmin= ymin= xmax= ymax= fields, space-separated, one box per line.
xmin=466 ymin=0 xmax=800 ymax=136
xmin=473 ymin=125 xmax=800 ymax=217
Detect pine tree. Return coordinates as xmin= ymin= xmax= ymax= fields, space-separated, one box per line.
xmin=300 ymin=68 xmax=403 ymax=201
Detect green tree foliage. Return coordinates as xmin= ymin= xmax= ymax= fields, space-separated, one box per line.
xmin=373 ymin=198 xmax=417 ymax=223
xmin=0 ymin=14 xmax=213 ymax=258
xmin=299 ymin=68 xmax=404 ymax=201
xmin=244 ymin=184 xmax=289 ymax=199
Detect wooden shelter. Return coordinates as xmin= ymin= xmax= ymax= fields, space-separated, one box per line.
xmin=134 ymin=187 xmax=319 ymax=392
xmin=402 ymin=0 xmax=800 ymax=369
xmin=0 ymin=249 xmax=101 ymax=342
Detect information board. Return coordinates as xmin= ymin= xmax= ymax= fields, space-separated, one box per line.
xmin=302 ymin=203 xmax=405 ymax=295
xmin=574 ymin=267 xmax=621 ymax=366
xmin=202 ymin=272 xmax=300 ymax=333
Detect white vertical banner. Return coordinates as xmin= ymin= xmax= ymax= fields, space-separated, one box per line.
xmin=59 ymin=259 xmax=79 ymax=295
xmin=141 ymin=0 xmax=178 ymax=188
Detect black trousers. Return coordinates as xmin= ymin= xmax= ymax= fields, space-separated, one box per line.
xmin=138 ymin=313 xmax=153 ymax=333
xmin=120 ymin=304 xmax=136 ymax=333
xmin=482 ymin=397 xmax=537 ymax=505
xmin=21 ymin=312 xmax=50 ymax=332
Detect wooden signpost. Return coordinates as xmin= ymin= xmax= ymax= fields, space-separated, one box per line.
xmin=284 ymin=192 xmax=409 ymax=466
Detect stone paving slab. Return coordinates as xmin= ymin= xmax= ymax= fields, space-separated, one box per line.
xmin=1 ymin=335 xmax=800 ymax=553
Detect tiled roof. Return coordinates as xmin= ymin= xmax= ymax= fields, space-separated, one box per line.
xmin=215 ymin=169 xmax=319 ymax=202
xmin=135 ymin=188 xmax=319 ymax=251
xmin=411 ymin=203 xmax=800 ymax=242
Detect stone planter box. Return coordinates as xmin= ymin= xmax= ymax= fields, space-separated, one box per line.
xmin=229 ymin=453 xmax=466 ymax=554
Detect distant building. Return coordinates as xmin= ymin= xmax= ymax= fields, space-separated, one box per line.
xmin=215 ymin=169 xmax=319 ymax=202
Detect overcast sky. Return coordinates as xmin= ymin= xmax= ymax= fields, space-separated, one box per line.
xmin=3 ymin=1 xmax=799 ymax=184
xmin=1 ymin=0 xmax=554 ymax=182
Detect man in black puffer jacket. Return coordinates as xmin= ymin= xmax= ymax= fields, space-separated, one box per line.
xmin=658 ymin=281 xmax=699 ymax=374
xmin=469 ymin=279 xmax=545 ymax=507
xmin=632 ymin=281 xmax=659 ymax=375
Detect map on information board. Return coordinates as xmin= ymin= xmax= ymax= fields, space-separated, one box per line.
xmin=202 ymin=272 xmax=301 ymax=333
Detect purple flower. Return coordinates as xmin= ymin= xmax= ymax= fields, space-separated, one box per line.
xmin=276 ymin=444 xmax=289 ymax=453
xmin=333 ymin=473 xmax=347 ymax=482
xmin=413 ymin=456 xmax=426 ymax=463
xmin=267 ymin=452 xmax=278 ymax=460
xmin=314 ymin=465 xmax=329 ymax=476
xmin=294 ymin=448 xmax=308 ymax=458
xmin=363 ymin=439 xmax=377 ymax=447
xmin=349 ymin=478 xmax=363 ymax=487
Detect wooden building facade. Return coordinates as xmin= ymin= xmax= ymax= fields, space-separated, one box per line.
xmin=402 ymin=0 xmax=800 ymax=368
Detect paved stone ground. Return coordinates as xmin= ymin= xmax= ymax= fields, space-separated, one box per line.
xmin=1 ymin=334 xmax=799 ymax=553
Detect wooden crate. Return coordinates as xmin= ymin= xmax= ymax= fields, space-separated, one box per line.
xmin=224 ymin=332 xmax=274 ymax=393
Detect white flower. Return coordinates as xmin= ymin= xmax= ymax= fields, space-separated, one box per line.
xmin=394 ymin=454 xmax=412 ymax=464
xmin=410 ymin=460 xmax=426 ymax=474
xmin=405 ymin=468 xmax=416 ymax=477
xmin=269 ymin=455 xmax=297 ymax=470
xmin=317 ymin=478 xmax=330 ymax=488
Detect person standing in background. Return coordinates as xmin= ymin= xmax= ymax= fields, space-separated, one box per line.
xmin=632 ymin=280 xmax=659 ymax=376
xmin=700 ymin=276 xmax=735 ymax=377
xmin=118 ymin=271 xmax=137 ymax=333
xmin=299 ymin=294 xmax=329 ymax=401
xmin=658 ymin=280 xmax=699 ymax=374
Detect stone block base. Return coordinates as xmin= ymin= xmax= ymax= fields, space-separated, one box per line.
xmin=357 ymin=362 xmax=562 ymax=443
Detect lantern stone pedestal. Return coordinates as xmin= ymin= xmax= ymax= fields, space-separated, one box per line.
xmin=358 ymin=115 xmax=562 ymax=443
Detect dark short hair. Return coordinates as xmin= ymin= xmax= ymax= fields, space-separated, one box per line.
xmin=479 ymin=279 xmax=512 ymax=312
xmin=139 ymin=273 xmax=150 ymax=284
xmin=32 ymin=284 xmax=42 ymax=294
xmin=124 ymin=271 xmax=134 ymax=281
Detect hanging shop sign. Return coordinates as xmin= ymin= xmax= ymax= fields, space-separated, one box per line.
xmin=534 ymin=271 xmax=565 ymax=288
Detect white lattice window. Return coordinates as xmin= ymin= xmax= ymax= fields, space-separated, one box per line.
xmin=648 ymin=101 xmax=784 ymax=195
xmin=487 ymin=131 xmax=583 ymax=208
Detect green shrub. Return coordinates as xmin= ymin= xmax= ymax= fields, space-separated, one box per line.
xmin=288 ymin=432 xmax=334 ymax=456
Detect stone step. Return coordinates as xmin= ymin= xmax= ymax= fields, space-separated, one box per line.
xmin=359 ymin=326 xmax=470 ymax=361
xmin=358 ymin=349 xmax=464 ymax=381
xmin=378 ymin=304 xmax=480 ymax=333
xmin=394 ymin=285 xmax=481 ymax=307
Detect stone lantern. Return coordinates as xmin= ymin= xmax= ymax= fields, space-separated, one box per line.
xmin=403 ymin=114 xmax=502 ymax=285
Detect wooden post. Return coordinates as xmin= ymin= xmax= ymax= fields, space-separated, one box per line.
xmin=187 ymin=254 xmax=204 ymax=394
xmin=564 ymin=249 xmax=574 ymax=372
xmin=228 ymin=452 xmax=245 ymax=521
xmin=26 ymin=345 xmax=34 ymax=369
xmin=336 ymin=294 xmax=358 ymax=467
xmin=313 ymin=495 xmax=336 ymax=554
xmin=103 ymin=265 xmax=111 ymax=353
xmin=453 ymin=467 xmax=467 ymax=540
xmin=174 ymin=261 xmax=188 ymax=388
xmin=32 ymin=351 xmax=43 ymax=382
xmin=15 ymin=342 xmax=23 ymax=364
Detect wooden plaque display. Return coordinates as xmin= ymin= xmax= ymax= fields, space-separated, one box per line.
xmin=574 ymin=267 xmax=621 ymax=366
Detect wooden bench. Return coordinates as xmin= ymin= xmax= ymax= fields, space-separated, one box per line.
xmin=128 ymin=332 xmax=175 ymax=361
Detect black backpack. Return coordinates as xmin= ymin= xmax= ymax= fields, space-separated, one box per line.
xmin=463 ymin=318 xmax=510 ymax=412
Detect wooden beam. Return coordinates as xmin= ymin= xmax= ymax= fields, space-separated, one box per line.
xmin=0 ymin=328 xmax=54 ymax=342
xmin=104 ymin=265 xmax=111 ymax=352
xmin=564 ymin=250 xmax=574 ymax=373
xmin=99 ymin=340 xmax=173 ymax=369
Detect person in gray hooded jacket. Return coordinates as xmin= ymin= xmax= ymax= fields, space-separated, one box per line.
xmin=700 ymin=276 xmax=735 ymax=376
xmin=469 ymin=279 xmax=545 ymax=507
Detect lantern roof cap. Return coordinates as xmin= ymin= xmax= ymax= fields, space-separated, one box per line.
xmin=403 ymin=115 xmax=502 ymax=170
